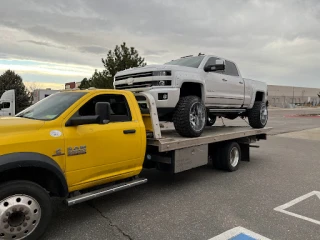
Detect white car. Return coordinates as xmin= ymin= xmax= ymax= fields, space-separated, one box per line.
xmin=114 ymin=54 xmax=268 ymax=138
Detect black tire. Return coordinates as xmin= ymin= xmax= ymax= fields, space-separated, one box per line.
xmin=0 ymin=180 xmax=52 ymax=240
xmin=219 ymin=142 xmax=241 ymax=172
xmin=206 ymin=113 xmax=217 ymax=126
xmin=173 ymin=96 xmax=206 ymax=137
xmin=247 ymin=101 xmax=268 ymax=128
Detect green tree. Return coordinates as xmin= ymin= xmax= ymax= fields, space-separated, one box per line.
xmin=79 ymin=77 xmax=92 ymax=89
xmin=79 ymin=42 xmax=146 ymax=89
xmin=80 ymin=70 xmax=113 ymax=89
xmin=0 ymin=70 xmax=32 ymax=113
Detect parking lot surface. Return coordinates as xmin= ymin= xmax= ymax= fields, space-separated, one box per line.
xmin=41 ymin=108 xmax=320 ymax=240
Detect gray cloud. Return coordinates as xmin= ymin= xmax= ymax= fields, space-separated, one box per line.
xmin=19 ymin=40 xmax=66 ymax=49
xmin=0 ymin=0 xmax=319 ymax=87
xmin=143 ymin=49 xmax=169 ymax=56
xmin=79 ymin=46 xmax=108 ymax=54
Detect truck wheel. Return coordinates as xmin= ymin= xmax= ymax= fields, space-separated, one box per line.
xmin=206 ymin=113 xmax=216 ymax=126
xmin=247 ymin=101 xmax=268 ymax=128
xmin=173 ymin=96 xmax=206 ymax=137
xmin=220 ymin=141 xmax=241 ymax=172
xmin=0 ymin=180 xmax=52 ymax=240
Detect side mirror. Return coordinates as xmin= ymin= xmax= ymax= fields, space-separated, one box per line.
xmin=95 ymin=102 xmax=111 ymax=124
xmin=204 ymin=59 xmax=225 ymax=72
xmin=67 ymin=115 xmax=100 ymax=126
xmin=65 ymin=102 xmax=111 ymax=127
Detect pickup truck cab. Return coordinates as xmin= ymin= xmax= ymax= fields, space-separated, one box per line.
xmin=0 ymin=88 xmax=271 ymax=239
xmin=114 ymin=54 xmax=268 ymax=137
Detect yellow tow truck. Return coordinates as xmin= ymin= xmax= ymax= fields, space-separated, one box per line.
xmin=0 ymin=88 xmax=271 ymax=239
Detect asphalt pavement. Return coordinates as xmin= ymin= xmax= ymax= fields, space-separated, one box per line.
xmin=41 ymin=108 xmax=320 ymax=240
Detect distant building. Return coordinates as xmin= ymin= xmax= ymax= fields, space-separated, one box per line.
xmin=65 ymin=81 xmax=81 ymax=89
xmin=268 ymin=85 xmax=320 ymax=107
xmin=32 ymin=89 xmax=60 ymax=104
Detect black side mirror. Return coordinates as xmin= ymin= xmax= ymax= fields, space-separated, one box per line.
xmin=67 ymin=115 xmax=100 ymax=126
xmin=95 ymin=102 xmax=111 ymax=124
xmin=65 ymin=102 xmax=111 ymax=127
xmin=204 ymin=59 xmax=225 ymax=72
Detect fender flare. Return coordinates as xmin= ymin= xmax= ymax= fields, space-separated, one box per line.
xmin=0 ymin=152 xmax=68 ymax=197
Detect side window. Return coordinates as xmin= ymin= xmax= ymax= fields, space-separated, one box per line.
xmin=75 ymin=94 xmax=132 ymax=122
xmin=2 ymin=102 xmax=10 ymax=109
xmin=204 ymin=57 xmax=225 ymax=74
xmin=225 ymin=61 xmax=239 ymax=76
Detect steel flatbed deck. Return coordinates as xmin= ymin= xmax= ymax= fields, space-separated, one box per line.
xmin=147 ymin=126 xmax=272 ymax=152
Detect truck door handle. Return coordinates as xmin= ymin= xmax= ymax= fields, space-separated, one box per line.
xmin=123 ymin=129 xmax=136 ymax=134
xmin=222 ymin=78 xmax=227 ymax=82
xmin=239 ymin=81 xmax=243 ymax=84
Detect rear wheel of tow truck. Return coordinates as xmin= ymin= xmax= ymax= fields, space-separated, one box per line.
xmin=219 ymin=141 xmax=241 ymax=172
xmin=0 ymin=180 xmax=52 ymax=240
xmin=247 ymin=101 xmax=268 ymax=128
xmin=173 ymin=96 xmax=206 ymax=137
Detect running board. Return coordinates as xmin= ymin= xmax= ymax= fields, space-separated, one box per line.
xmin=209 ymin=109 xmax=246 ymax=113
xmin=65 ymin=178 xmax=148 ymax=206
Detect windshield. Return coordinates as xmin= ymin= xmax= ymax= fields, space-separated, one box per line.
xmin=16 ymin=91 xmax=87 ymax=120
xmin=164 ymin=55 xmax=205 ymax=68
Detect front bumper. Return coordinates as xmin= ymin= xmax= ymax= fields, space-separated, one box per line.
xmin=133 ymin=87 xmax=180 ymax=108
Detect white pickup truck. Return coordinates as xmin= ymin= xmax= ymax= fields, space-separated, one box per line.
xmin=114 ymin=54 xmax=268 ymax=137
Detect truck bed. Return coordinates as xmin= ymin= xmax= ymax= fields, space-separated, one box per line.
xmin=147 ymin=126 xmax=272 ymax=152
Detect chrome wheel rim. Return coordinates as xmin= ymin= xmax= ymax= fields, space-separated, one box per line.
xmin=0 ymin=195 xmax=41 ymax=239
xmin=189 ymin=102 xmax=206 ymax=131
xmin=230 ymin=147 xmax=240 ymax=167
xmin=260 ymin=105 xmax=268 ymax=125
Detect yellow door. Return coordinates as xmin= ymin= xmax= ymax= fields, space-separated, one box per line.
xmin=63 ymin=92 xmax=143 ymax=190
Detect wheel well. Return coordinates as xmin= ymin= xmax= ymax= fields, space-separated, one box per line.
xmin=255 ymin=92 xmax=265 ymax=102
xmin=0 ymin=167 xmax=66 ymax=197
xmin=180 ymin=82 xmax=202 ymax=99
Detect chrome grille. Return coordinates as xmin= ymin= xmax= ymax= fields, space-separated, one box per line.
xmin=115 ymin=71 xmax=153 ymax=81
xmin=115 ymin=81 xmax=153 ymax=89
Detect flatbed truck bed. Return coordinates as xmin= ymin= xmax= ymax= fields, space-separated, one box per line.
xmin=143 ymin=125 xmax=271 ymax=175
xmin=148 ymin=126 xmax=272 ymax=152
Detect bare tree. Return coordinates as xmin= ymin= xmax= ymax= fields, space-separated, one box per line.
xmin=26 ymin=82 xmax=43 ymax=102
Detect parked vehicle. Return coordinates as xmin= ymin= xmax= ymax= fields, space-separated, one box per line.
xmin=114 ymin=54 xmax=269 ymax=137
xmin=0 ymin=89 xmax=15 ymax=116
xmin=0 ymin=88 xmax=271 ymax=239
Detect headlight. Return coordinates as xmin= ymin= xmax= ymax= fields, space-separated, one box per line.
xmin=152 ymin=70 xmax=171 ymax=76
xmin=152 ymin=80 xmax=171 ymax=86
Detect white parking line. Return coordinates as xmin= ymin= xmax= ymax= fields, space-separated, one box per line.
xmin=208 ymin=226 xmax=271 ymax=240
xmin=274 ymin=191 xmax=320 ymax=226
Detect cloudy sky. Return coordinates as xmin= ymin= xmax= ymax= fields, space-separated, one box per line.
xmin=0 ymin=0 xmax=319 ymax=90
